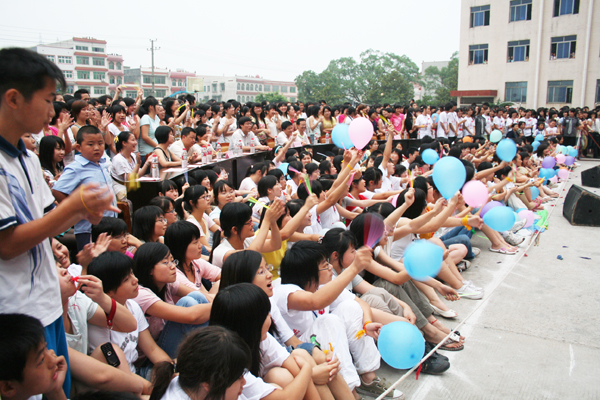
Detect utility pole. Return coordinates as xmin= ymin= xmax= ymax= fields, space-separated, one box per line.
xmin=147 ymin=39 xmax=160 ymax=96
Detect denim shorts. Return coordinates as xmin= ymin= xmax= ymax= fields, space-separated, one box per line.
xmin=287 ymin=342 xmax=316 ymax=355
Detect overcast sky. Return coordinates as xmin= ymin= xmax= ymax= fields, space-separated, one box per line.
xmin=0 ymin=0 xmax=461 ymax=82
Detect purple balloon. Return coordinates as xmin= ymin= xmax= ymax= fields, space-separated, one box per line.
xmin=541 ymin=156 xmax=556 ymax=169
xmin=565 ymin=156 xmax=575 ymax=166
xmin=480 ymin=201 xmax=503 ymax=217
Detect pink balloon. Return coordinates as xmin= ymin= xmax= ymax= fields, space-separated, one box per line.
xmin=549 ymin=175 xmax=558 ymax=184
xmin=518 ymin=210 xmax=535 ymax=228
xmin=557 ymin=169 xmax=569 ymax=180
xmin=556 ymin=154 xmax=566 ymax=164
xmin=348 ymin=117 xmax=374 ymax=150
xmin=461 ymin=180 xmax=489 ymax=208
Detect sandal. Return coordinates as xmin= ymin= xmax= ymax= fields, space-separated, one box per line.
xmin=431 ymin=305 xmax=458 ymax=318
xmin=439 ymin=338 xmax=464 ymax=351
xmin=489 ymin=247 xmax=518 ymax=255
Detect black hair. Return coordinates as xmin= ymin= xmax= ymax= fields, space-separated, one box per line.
xmin=319 ymin=160 xmax=334 ymax=175
xmin=210 ymin=283 xmax=270 ymax=376
xmin=287 ymin=160 xmax=304 ymax=179
xmin=280 ymin=240 xmax=325 ymax=289
xmin=138 ymin=96 xmax=159 ymax=117
xmin=363 ymin=167 xmax=382 ymax=187
xmin=132 ymin=242 xmax=170 ymax=300
xmin=182 ymin=184 xmax=208 ymax=213
xmin=298 ymin=178 xmax=322 ymax=200
xmin=155 ymin=125 xmax=173 ymax=144
xmin=321 ymin=228 xmax=357 ymax=268
xmin=238 ymin=116 xmax=252 ymax=126
xmin=132 ymin=205 xmax=164 ymax=243
xmin=257 ymin=175 xmax=278 ymax=198
xmin=108 ymin=104 xmax=126 ymax=120
xmin=364 ymin=201 xmax=395 ymax=218
xmin=245 ymin=162 xmax=268 ymax=178
xmin=50 ymin=101 xmax=68 ymax=125
xmin=0 ymin=313 xmax=45 ymax=381
xmin=267 ymin=168 xmax=284 ymax=182
xmin=76 ymin=125 xmax=103 ymax=145
xmin=305 ymin=162 xmax=319 ymax=177
xmin=149 ymin=196 xmax=175 ymax=217
xmin=115 ymin=131 xmax=134 ymax=153
xmin=72 ymin=392 xmax=138 ymax=400
xmin=158 ymin=179 xmax=178 ymax=196
xmin=220 ymin=250 xmax=264 ymax=290
xmin=209 ymin=202 xmax=252 ymax=263
xmin=91 ymin=217 xmax=128 ymax=242
xmin=87 ymin=251 xmax=134 ymax=293
xmin=281 ymin=120 xmax=293 ymax=130
xmin=150 ymin=326 xmax=250 ymax=400
xmin=332 ymin=155 xmax=344 ymax=173
xmin=0 ymin=48 xmax=66 ymax=104
xmin=38 ymin=135 xmax=65 ymax=176
xmin=213 ymin=180 xmax=234 ymax=206
xmin=396 ymin=188 xmax=427 ymax=219
xmin=394 ymin=164 xmax=407 ymax=177
xmin=181 ymin=126 xmax=195 ymax=138
xmin=164 ymin=221 xmax=201 ymax=274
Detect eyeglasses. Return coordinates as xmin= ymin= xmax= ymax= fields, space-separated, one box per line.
xmin=256 ymin=264 xmax=274 ymax=275
xmin=162 ymin=259 xmax=179 ymax=266
xmin=318 ymin=260 xmax=333 ymax=271
xmin=200 ymin=195 xmax=211 ymax=201
xmin=113 ymin=233 xmax=128 ymax=241
xmin=245 ymin=219 xmax=254 ymax=226
xmin=165 ymin=209 xmax=176 ymax=214
xmin=156 ymin=218 xmax=168 ymax=224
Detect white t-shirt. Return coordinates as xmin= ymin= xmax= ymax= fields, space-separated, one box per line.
xmin=465 ymin=116 xmax=475 ymax=136
xmin=0 ymin=144 xmax=61 ymax=327
xmin=269 ymin=297 xmax=295 ymax=345
xmin=168 ymin=139 xmax=193 ymax=160
xmin=231 ymin=129 xmax=261 ymax=148
xmin=259 ymin=333 xmax=290 ymax=376
xmin=276 ymin=132 xmax=289 ymax=147
xmin=484 ymin=115 xmax=492 ymax=135
xmin=415 ymin=114 xmax=428 ymax=139
xmin=447 ymin=112 xmax=457 ymax=137
xmin=160 ymin=376 xmax=189 ymax=400
xmin=239 ymin=177 xmax=258 ymax=192
xmin=493 ymin=116 xmax=505 ymax=132
xmin=241 ymin=372 xmax=276 ymax=400
xmin=218 ymin=117 xmax=237 ymax=144
xmin=286 ymin=179 xmax=299 ymax=197
xmin=319 ymin=204 xmax=340 ymax=230
xmin=522 ymin=117 xmax=535 ymax=136
xmin=456 ymin=116 xmax=466 ymax=138
xmin=110 ymin=153 xmax=136 ymax=199
xmin=436 ymin=112 xmax=448 ymax=138
xmin=211 ymin=237 xmax=253 ymax=268
xmin=273 ymin=284 xmax=322 ymax=338
xmin=63 ymin=127 xmax=77 ymax=165
xmin=88 ymin=299 xmax=149 ymax=373
xmin=377 ymin=164 xmax=402 ymax=193
xmin=66 ymin=291 xmax=98 ymax=354
xmin=108 ymin=123 xmax=126 ymax=157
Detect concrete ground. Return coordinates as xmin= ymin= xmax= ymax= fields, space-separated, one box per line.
xmin=375 ymin=159 xmax=600 ymax=400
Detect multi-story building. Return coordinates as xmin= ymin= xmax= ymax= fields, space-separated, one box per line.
xmin=123 ymin=67 xmax=198 ymax=99
xmin=452 ymin=0 xmax=599 ymax=108
xmin=197 ymin=75 xmax=298 ymax=103
xmin=31 ymin=37 xmax=123 ymax=97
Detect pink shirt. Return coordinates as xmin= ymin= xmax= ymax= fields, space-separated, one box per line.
xmin=391 ymin=114 xmax=405 ymax=132
xmin=174 ymin=260 xmax=221 ymax=302
xmin=187 ymin=213 xmax=216 ymax=237
xmin=133 ymin=282 xmax=180 ymax=340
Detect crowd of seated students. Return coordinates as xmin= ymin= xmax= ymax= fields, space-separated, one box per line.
xmin=1 ymin=47 xmax=583 ymax=400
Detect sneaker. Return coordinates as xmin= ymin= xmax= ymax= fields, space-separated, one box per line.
xmin=456 ymin=260 xmax=471 ymax=272
xmin=421 ymin=354 xmax=451 ymax=375
xmin=504 ymin=231 xmax=526 ymax=246
xmin=357 ymin=377 xmax=405 ymax=400
xmin=462 ymin=280 xmax=483 ymax=291
xmin=510 ymin=218 xmax=527 ymax=233
xmin=471 ymin=247 xmax=481 ymax=258
xmin=457 ymin=283 xmax=484 ymax=300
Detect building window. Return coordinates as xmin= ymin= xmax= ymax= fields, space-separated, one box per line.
xmin=237 ymin=95 xmax=240 ymax=101
xmin=281 ymin=86 xmax=288 ymax=93
xmin=510 ymin=0 xmax=532 ymax=21
xmin=508 ymin=40 xmax=530 ymax=62
xmin=143 ymin=89 xmax=153 ymax=97
xmin=264 ymin=85 xmax=271 ymax=92
xmin=58 ymin=56 xmax=72 ymax=64
xmin=596 ymin=80 xmax=600 ymax=104
xmin=75 ymin=45 xmax=88 ymax=51
xmin=470 ymin=5 xmax=490 ymax=27
xmin=212 ymin=83 xmax=217 ymax=92
xmin=550 ymin=35 xmax=576 ymax=59
xmin=116 ymin=62 xmax=121 ymax=70
xmin=76 ymin=56 xmax=89 ymax=65
xmin=62 ymin=70 xmax=73 ymax=79
xmin=553 ymin=0 xmax=579 ymax=16
xmin=143 ymin=75 xmax=165 ymax=84
xmin=93 ymin=72 xmax=105 ymax=80
xmin=117 ymin=77 xmax=122 ymax=84
xmin=78 ymin=86 xmax=90 ymax=93
xmin=46 ymin=55 xmax=55 ymax=62
xmin=126 ymin=91 xmax=137 ymax=98
xmin=110 ymin=76 xmax=115 ymax=84
xmin=92 ymin=58 xmax=105 ymax=66
xmin=505 ymin=82 xmax=527 ymax=103
xmin=290 ymin=86 xmax=296 ymax=93
xmin=272 ymin=85 xmax=279 ymax=92
xmin=77 ymin=71 xmax=90 ymax=80
xmin=109 ymin=61 xmax=114 ymax=69
xmin=94 ymin=87 xmax=105 ymax=95
xmin=220 ymin=83 xmax=225 ymax=91
xmin=237 ymin=83 xmax=240 ymax=90
xmin=92 ymin=47 xmax=104 ymax=52
xmin=155 ymin=89 xmax=166 ymax=98
xmin=547 ymin=80 xmax=573 ymax=103
xmin=469 ymin=44 xmax=489 ymax=65
xmin=290 ymin=97 xmax=296 ymax=102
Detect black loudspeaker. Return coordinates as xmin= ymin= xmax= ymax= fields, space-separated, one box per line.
xmin=563 ymin=185 xmax=600 ymax=226
xmin=581 ymin=166 xmax=600 ymax=188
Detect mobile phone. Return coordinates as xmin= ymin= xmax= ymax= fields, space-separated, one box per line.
xmin=100 ymin=343 xmax=121 ymax=367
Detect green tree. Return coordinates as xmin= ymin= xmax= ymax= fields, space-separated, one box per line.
xmin=255 ymin=92 xmax=288 ymax=103
xmin=422 ymin=52 xmax=459 ymax=104
xmin=294 ymin=49 xmax=420 ymax=105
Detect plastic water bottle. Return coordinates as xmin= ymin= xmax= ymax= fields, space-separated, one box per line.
xmin=216 ymin=143 xmax=222 ymax=160
xmin=238 ymin=140 xmax=243 ymax=156
xmin=325 ymin=132 xmax=330 ymax=144
xmin=207 ymin=144 xmax=213 ymax=161
xmin=151 ymin=155 xmax=159 ymax=178
xmin=181 ymin=149 xmax=188 ymax=169
xmin=201 ymin=146 xmax=207 ymax=164
xmin=250 ymin=140 xmax=255 ymax=154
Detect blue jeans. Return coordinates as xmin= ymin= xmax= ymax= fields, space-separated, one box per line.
xmin=157 ymin=291 xmax=209 ymax=358
xmin=439 ymin=226 xmax=475 ymax=259
xmin=44 ymin=316 xmax=71 ymax=397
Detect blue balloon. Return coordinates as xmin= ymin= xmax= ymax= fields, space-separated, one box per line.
xmin=331 ymin=124 xmax=353 ymax=149
xmin=530 ymin=186 xmax=540 ymax=200
xmin=515 ymin=207 xmax=527 ymax=215
xmin=534 ymin=134 xmax=544 ymax=142
xmin=560 ymin=146 xmax=568 ymax=154
xmin=568 ymin=148 xmax=578 ymax=157
xmin=539 ymin=168 xmax=556 ymax=181
xmin=532 ymin=141 xmax=540 ymax=151
xmin=496 ymin=138 xmax=517 ymax=162
xmin=378 ymin=322 xmax=425 ymax=370
xmin=421 ymin=149 xmax=439 ymax=165
xmin=278 ymin=162 xmax=289 ymax=176
xmin=483 ymin=206 xmax=516 ymax=231
xmin=403 ymin=240 xmax=443 ymax=281
xmin=432 ymin=156 xmax=466 ymax=199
